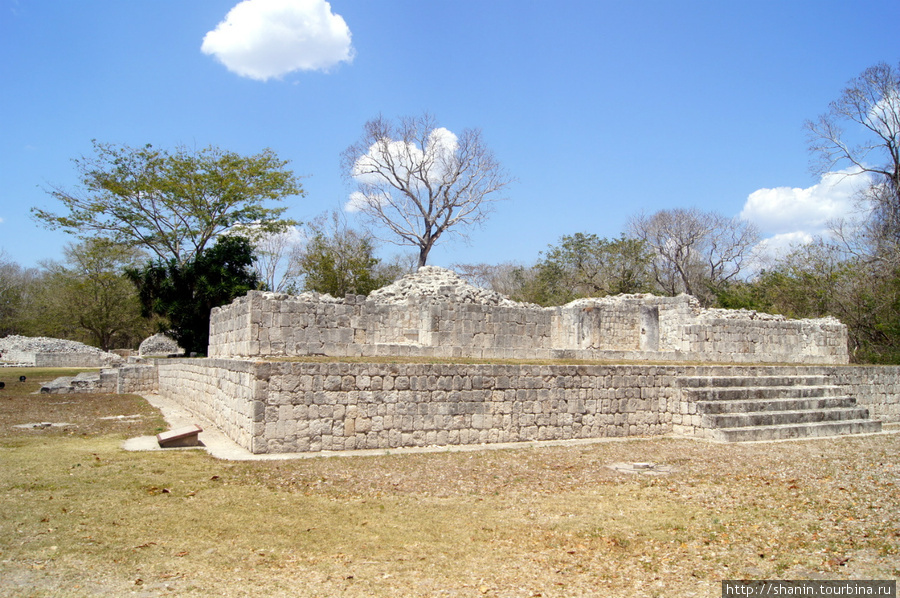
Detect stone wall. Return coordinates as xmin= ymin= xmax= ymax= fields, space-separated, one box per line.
xmin=2 ymin=350 xmax=106 ymax=368
xmin=208 ymin=292 xmax=561 ymax=360
xmin=826 ymin=365 xmax=900 ymax=423
xmin=208 ymin=288 xmax=848 ymax=365
xmin=0 ymin=335 xmax=124 ymax=367
xmin=157 ymin=359 xmax=264 ymax=450
xmin=156 ymin=360 xmax=897 ymax=454
xmin=115 ymin=364 xmax=159 ymax=394
xmin=662 ymin=317 xmax=848 ymax=363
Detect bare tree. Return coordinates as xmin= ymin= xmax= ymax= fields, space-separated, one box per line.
xmin=628 ymin=208 xmax=759 ymax=305
xmin=452 ymin=262 xmax=527 ymax=297
xmin=247 ymin=226 xmax=305 ymax=293
xmin=342 ymin=113 xmax=512 ymax=268
xmin=806 ymin=62 xmax=900 ymax=246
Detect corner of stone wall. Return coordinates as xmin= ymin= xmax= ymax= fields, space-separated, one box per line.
xmin=115 ymin=362 xmax=160 ymax=394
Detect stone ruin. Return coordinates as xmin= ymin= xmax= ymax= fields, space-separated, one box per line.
xmin=208 ymin=266 xmax=848 ymax=365
xmin=0 ymin=335 xmax=123 ymax=368
xmin=138 ymin=333 xmax=184 ymax=358
xmin=17 ymin=267 xmax=895 ymax=454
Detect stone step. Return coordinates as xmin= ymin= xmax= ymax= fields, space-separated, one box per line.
xmin=684 ymin=385 xmax=842 ymax=401
xmin=678 ymin=375 xmax=831 ymax=388
xmin=703 ymin=406 xmax=871 ymax=429
xmin=712 ymin=419 xmax=883 ymax=442
xmin=697 ymin=396 xmax=858 ymax=414
xmin=679 ymin=373 xmax=883 ymax=443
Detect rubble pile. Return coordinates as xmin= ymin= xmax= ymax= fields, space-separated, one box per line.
xmin=368 ymin=266 xmax=530 ymax=307
xmin=0 ymin=335 xmax=123 ymax=365
xmin=138 ymin=333 xmax=185 ymax=357
xmin=1 ymin=335 xmax=109 ymax=355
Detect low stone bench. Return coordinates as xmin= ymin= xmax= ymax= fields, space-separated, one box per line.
xmin=156 ymin=424 xmax=203 ymax=448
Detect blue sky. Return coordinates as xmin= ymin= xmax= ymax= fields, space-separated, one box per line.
xmin=1 ymin=0 xmax=898 ymax=270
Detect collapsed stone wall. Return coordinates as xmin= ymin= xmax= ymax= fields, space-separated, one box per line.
xmin=208 ymin=267 xmax=848 ymax=364
xmin=156 ymin=360 xmax=898 ymax=454
xmin=0 ymin=335 xmax=124 ymax=367
xmin=138 ymin=334 xmax=184 ymax=357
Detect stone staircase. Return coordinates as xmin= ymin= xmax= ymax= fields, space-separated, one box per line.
xmin=679 ymin=373 xmax=882 ymax=442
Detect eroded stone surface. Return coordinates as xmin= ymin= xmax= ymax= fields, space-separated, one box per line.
xmin=0 ymin=335 xmax=123 ymax=366
xmin=138 ymin=333 xmax=185 ymax=357
xmin=369 ymin=266 xmax=529 ymax=307
xmin=209 ymin=267 xmax=849 ymax=364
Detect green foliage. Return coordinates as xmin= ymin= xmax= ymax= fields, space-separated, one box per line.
xmin=127 ymin=236 xmax=260 ymax=354
xmin=510 ymin=233 xmax=653 ymax=306
xmin=0 ymin=253 xmax=38 ymax=337
xmin=712 ymin=280 xmax=773 ymax=313
xmin=34 ymin=141 xmax=303 ymax=264
xmin=37 ymin=240 xmax=151 ymax=350
xmin=506 ymin=263 xmax=564 ymax=307
xmin=297 ymin=212 xmax=400 ymax=297
xmin=715 ymin=241 xmax=900 ymax=363
xmin=6 ymin=241 xmax=151 ymax=349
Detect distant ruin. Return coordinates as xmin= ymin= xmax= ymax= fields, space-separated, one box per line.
xmin=0 ymin=335 xmax=123 ymax=368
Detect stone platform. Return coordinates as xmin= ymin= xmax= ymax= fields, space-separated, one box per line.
xmin=155 ymin=359 xmax=896 ymax=454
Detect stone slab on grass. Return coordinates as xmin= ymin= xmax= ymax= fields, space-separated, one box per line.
xmin=157 ymin=424 xmax=203 ymax=448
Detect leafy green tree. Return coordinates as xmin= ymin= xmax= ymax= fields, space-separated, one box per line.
xmin=506 ymin=263 xmax=563 ymax=306
xmin=34 ymin=141 xmax=303 ymax=264
xmin=0 ymin=251 xmax=39 ymax=337
xmin=500 ymin=234 xmax=653 ymax=306
xmin=31 ymin=240 xmax=152 ymax=350
xmin=539 ymin=233 xmax=652 ymax=298
xmin=127 ymin=236 xmax=260 ymax=354
xmin=298 ymin=211 xmax=400 ymax=296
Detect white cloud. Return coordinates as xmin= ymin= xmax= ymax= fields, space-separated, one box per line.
xmin=201 ymin=0 xmax=354 ymax=81
xmin=739 ymin=168 xmax=874 ymax=264
xmin=740 ymin=169 xmax=871 ymax=237
xmin=748 ymin=231 xmax=815 ymax=270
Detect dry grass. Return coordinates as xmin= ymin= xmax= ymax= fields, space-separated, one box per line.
xmin=0 ymin=368 xmax=898 ymax=597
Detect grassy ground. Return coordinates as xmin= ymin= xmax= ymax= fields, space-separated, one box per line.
xmin=0 ymin=368 xmax=897 ymax=597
